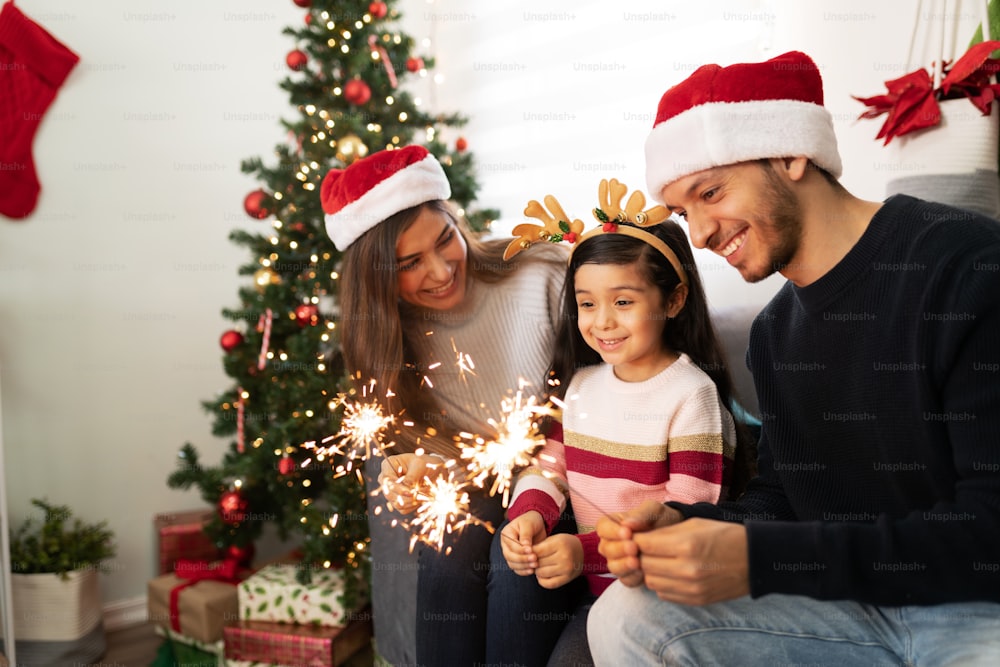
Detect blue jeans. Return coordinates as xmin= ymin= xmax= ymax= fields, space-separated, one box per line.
xmin=416 ymin=489 xmax=504 ymax=666
xmin=589 ymin=582 xmax=1000 ymax=666
xmin=486 ymin=516 xmax=591 ymax=667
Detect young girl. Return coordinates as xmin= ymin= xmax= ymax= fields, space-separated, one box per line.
xmin=496 ymin=179 xmax=753 ymax=663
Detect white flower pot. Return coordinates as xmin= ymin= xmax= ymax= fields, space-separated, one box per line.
xmin=884 ymin=99 xmax=1000 ymax=219
xmin=9 ymin=569 xmax=106 ymax=666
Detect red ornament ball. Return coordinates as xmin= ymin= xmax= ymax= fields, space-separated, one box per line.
xmin=343 ymin=79 xmax=372 ymax=105
xmin=368 ymin=2 xmax=388 ymax=18
xmin=243 ymin=190 xmax=270 ymax=219
xmin=286 ymin=49 xmax=308 ymax=71
xmin=294 ymin=304 xmax=319 ymax=327
xmin=220 ymin=330 xmax=244 ymax=352
xmin=278 ymin=457 xmax=296 ymax=475
xmin=305 ymin=12 xmax=312 ymax=25
xmin=406 ymin=57 xmax=424 ymax=73
xmin=218 ymin=490 xmax=249 ymax=525
xmin=455 ymin=136 xmax=468 ymax=152
xmin=225 ymin=543 xmax=255 ymax=567
xmin=292 ymin=0 xmax=311 ymax=7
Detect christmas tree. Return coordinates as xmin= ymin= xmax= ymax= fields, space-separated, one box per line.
xmin=167 ymin=0 xmax=497 ymax=591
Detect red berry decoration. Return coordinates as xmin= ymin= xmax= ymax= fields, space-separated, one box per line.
xmin=220 ymin=330 xmax=244 ymax=352
xmin=406 ymin=57 xmax=424 ymax=73
xmin=292 ymin=0 xmax=312 ymax=7
xmin=602 ymin=222 xmax=618 ymax=233
xmin=343 ymin=79 xmax=372 ymax=105
xmin=455 ymin=136 xmax=468 ymax=152
xmin=295 ymin=304 xmax=319 ymax=327
xmin=243 ymin=190 xmax=271 ymax=219
xmin=563 ymin=232 xmax=578 ymax=244
xmin=368 ymin=2 xmax=388 ymax=18
xmin=218 ymin=490 xmax=249 ymax=524
xmin=225 ymin=543 xmax=255 ymax=567
xmin=286 ymin=49 xmax=308 ymax=71
xmin=278 ymin=456 xmax=296 ymax=475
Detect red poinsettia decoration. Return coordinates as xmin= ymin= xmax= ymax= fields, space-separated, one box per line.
xmin=855 ymin=40 xmax=1000 ymax=144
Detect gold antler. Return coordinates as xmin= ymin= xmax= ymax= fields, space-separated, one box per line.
xmin=593 ymin=178 xmax=669 ymax=227
xmin=503 ymin=195 xmax=584 ymax=260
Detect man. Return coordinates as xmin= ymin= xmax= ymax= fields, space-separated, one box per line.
xmin=590 ymin=50 xmax=1000 ymax=665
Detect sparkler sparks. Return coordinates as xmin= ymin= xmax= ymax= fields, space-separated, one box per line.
xmin=301 ymin=378 xmax=395 ymax=477
xmin=460 ymin=388 xmax=551 ymax=506
xmin=452 ymin=338 xmax=476 ymax=382
xmin=404 ymin=470 xmax=491 ymax=555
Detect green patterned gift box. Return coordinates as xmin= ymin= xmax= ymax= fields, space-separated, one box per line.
xmin=238 ymin=564 xmax=367 ymax=627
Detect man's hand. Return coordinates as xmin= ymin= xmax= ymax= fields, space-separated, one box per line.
xmin=596 ymin=501 xmax=683 ymax=586
xmin=634 ymin=518 xmax=750 ymax=605
xmin=378 ymin=453 xmax=446 ymax=515
xmin=533 ymin=533 xmax=584 ymax=589
xmin=500 ymin=512 xmax=546 ymax=575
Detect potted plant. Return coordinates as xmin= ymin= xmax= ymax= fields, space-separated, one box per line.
xmin=8 ymin=498 xmax=116 ymax=667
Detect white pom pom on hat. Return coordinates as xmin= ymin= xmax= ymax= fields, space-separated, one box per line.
xmin=644 ymin=50 xmax=842 ymax=203
xmin=320 ymin=145 xmax=451 ymax=251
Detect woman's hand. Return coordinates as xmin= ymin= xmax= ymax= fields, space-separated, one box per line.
xmin=500 ymin=511 xmax=546 ymax=575
xmin=533 ymin=533 xmax=584 ymax=589
xmin=378 ymin=453 xmax=447 ymax=515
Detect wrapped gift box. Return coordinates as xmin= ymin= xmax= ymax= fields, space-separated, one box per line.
xmin=148 ymin=561 xmax=246 ymax=644
xmin=153 ymin=625 xmax=224 ymax=667
xmin=238 ymin=564 xmax=367 ymax=627
xmin=224 ymin=611 xmax=372 ymax=667
xmin=154 ymin=509 xmax=221 ymax=575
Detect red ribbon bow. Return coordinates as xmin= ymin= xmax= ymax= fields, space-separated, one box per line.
xmin=169 ymin=558 xmax=244 ymax=633
xmin=855 ymin=40 xmax=1000 ymax=144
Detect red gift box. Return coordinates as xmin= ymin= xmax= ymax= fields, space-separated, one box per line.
xmin=223 ymin=610 xmax=372 ymax=667
xmin=154 ymin=509 xmax=222 ymax=575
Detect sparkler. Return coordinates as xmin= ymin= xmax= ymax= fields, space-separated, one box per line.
xmin=403 ymin=469 xmax=491 ymax=555
xmin=460 ymin=387 xmax=553 ymax=507
xmin=301 ymin=378 xmax=396 ymax=478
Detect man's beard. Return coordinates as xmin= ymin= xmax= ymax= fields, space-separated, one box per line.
xmin=740 ymin=164 xmax=803 ymax=284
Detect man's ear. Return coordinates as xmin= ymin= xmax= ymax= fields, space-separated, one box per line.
xmin=773 ymin=156 xmax=810 ymax=182
xmin=666 ymin=283 xmax=688 ymax=318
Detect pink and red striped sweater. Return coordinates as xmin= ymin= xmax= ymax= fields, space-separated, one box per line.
xmin=508 ymin=354 xmax=736 ymax=595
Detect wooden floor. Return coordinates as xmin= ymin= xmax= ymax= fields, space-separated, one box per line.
xmin=96 ymin=622 xmax=163 ymax=666
xmin=90 ymin=622 xmax=375 ymax=667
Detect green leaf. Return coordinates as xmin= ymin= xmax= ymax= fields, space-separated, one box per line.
xmin=558 ymin=220 xmax=570 ymax=233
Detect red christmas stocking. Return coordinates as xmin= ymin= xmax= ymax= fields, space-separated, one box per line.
xmin=0 ymin=1 xmax=79 ymax=219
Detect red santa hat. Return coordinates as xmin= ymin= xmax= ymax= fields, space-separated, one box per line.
xmin=320 ymin=145 xmax=451 ymax=250
xmin=644 ymin=50 xmax=842 ymax=202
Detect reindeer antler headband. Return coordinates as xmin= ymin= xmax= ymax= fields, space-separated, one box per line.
xmin=503 ymin=178 xmax=688 ymax=285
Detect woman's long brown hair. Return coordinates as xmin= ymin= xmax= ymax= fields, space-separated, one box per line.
xmin=338 ymin=200 xmax=562 ymax=455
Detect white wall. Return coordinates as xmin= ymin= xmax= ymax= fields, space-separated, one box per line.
xmin=0 ymin=0 xmax=988 ymax=610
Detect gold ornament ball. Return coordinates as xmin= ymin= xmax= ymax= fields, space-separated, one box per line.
xmin=336 ymin=134 xmax=369 ymax=164
xmin=254 ymin=267 xmax=282 ymax=292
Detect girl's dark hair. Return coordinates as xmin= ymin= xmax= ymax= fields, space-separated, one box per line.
xmin=339 ymin=200 xmax=564 ymax=455
xmin=547 ymin=220 xmax=757 ymax=498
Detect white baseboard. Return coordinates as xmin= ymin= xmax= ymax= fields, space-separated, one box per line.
xmin=103 ymin=595 xmax=148 ymax=631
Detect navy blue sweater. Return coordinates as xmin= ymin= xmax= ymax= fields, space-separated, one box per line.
xmin=675 ymin=195 xmax=1000 ymax=605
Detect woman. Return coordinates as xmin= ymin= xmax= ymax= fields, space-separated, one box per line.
xmin=321 ymin=145 xmax=575 ymax=666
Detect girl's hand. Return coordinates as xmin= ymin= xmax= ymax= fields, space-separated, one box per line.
xmin=532 ymin=533 xmax=584 ymax=589
xmin=378 ymin=453 xmax=446 ymax=515
xmin=500 ymin=512 xmax=546 ymax=576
